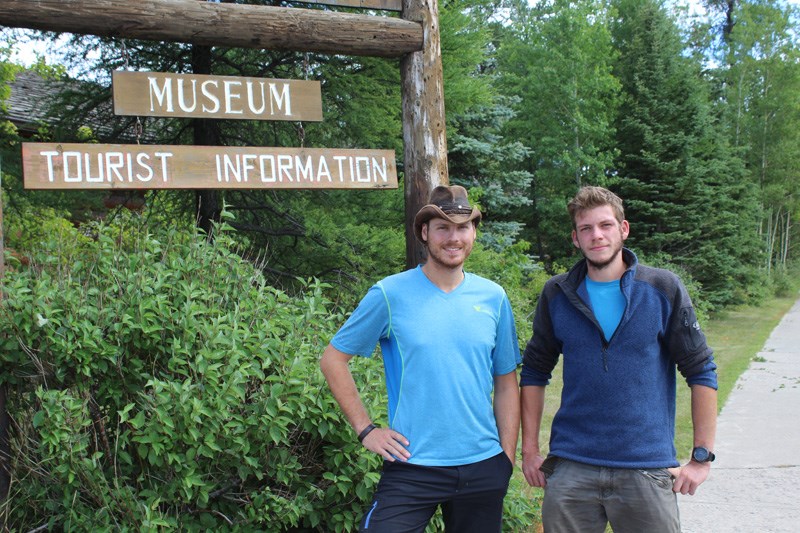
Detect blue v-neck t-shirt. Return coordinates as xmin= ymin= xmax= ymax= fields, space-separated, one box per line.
xmin=331 ymin=265 xmax=521 ymax=466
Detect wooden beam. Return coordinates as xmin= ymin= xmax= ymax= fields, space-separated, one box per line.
xmin=0 ymin=0 xmax=422 ymax=58
xmin=401 ymin=0 xmax=448 ymax=268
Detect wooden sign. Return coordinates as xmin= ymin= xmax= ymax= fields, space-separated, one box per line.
xmin=22 ymin=143 xmax=397 ymax=190
xmin=112 ymin=71 xmax=323 ymax=122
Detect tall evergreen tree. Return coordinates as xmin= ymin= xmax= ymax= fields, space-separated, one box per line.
xmin=611 ymin=0 xmax=761 ymax=307
xmin=448 ymin=96 xmax=533 ymax=250
xmin=612 ymin=0 xmax=705 ymax=254
xmin=719 ymin=0 xmax=800 ymax=270
xmin=498 ymin=0 xmax=620 ymax=266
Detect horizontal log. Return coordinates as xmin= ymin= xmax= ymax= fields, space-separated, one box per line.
xmin=0 ymin=0 xmax=422 ymax=58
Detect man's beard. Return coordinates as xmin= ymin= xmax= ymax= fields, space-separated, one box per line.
xmin=427 ymin=243 xmax=471 ymax=269
xmin=583 ymin=241 xmax=623 ymax=271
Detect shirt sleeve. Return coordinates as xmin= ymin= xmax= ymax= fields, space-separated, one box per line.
xmin=667 ymin=282 xmax=718 ymax=389
xmin=330 ymin=284 xmax=390 ymax=357
xmin=492 ymin=292 xmax=522 ymax=376
xmin=520 ymin=288 xmax=561 ymax=387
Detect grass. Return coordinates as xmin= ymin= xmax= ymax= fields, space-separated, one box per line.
xmin=673 ymin=293 xmax=799 ymax=458
xmin=510 ymin=291 xmax=799 ymax=532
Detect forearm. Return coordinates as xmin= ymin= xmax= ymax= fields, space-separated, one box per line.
xmin=321 ymin=343 xmax=412 ymax=461
xmin=520 ymin=385 xmax=546 ymax=456
xmin=671 ymin=384 xmax=718 ymax=495
xmin=691 ymin=384 xmax=717 ymax=452
xmin=519 ymin=384 xmax=547 ymax=487
xmin=320 ymin=344 xmax=372 ymax=434
xmin=493 ymin=371 xmax=521 ymax=461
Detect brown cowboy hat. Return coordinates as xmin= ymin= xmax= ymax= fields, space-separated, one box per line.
xmin=414 ymin=185 xmax=482 ymax=243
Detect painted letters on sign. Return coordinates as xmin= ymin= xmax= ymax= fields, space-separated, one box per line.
xmin=112 ymin=71 xmax=323 ymax=122
xmin=22 ymin=143 xmax=397 ymax=190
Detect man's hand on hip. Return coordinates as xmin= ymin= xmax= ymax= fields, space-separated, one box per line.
xmin=363 ymin=428 xmax=411 ymax=462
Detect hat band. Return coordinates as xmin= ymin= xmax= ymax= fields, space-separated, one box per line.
xmin=436 ymin=202 xmax=473 ymax=215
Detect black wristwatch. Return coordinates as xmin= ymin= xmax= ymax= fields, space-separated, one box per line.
xmin=691 ymin=446 xmax=715 ymax=463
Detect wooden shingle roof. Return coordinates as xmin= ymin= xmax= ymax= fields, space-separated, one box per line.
xmin=3 ymin=69 xmax=59 ymax=133
xmin=3 ymin=69 xmax=157 ymax=142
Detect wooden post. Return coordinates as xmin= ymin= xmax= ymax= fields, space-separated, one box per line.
xmin=190 ymin=44 xmax=222 ymax=237
xmin=401 ymin=0 xmax=448 ymax=268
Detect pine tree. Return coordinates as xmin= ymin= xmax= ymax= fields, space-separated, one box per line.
xmin=497 ymin=0 xmax=620 ymax=266
xmin=611 ymin=0 xmax=762 ymax=307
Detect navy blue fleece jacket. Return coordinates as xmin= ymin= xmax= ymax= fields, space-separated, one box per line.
xmin=521 ymin=249 xmax=717 ymax=468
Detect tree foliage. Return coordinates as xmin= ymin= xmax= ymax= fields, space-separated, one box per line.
xmin=497 ymin=0 xmax=620 ymax=265
xmin=609 ymin=0 xmax=764 ymax=307
xmin=718 ymin=0 xmax=800 ymax=272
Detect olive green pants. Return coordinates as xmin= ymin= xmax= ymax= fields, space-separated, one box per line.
xmin=541 ymin=457 xmax=680 ymax=533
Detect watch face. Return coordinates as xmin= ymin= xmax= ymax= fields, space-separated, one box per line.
xmin=693 ymin=447 xmax=710 ymax=462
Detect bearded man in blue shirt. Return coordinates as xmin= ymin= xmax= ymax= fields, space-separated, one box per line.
xmin=321 ymin=185 xmax=521 ymax=532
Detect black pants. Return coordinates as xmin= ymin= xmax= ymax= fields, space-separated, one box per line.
xmin=359 ymin=451 xmax=513 ymax=533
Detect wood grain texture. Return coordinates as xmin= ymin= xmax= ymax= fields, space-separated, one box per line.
xmin=0 ymin=0 xmax=422 ymax=57
xmin=112 ymin=71 xmax=323 ymax=121
xmin=23 ymin=143 xmax=398 ymax=190
xmin=401 ymin=0 xmax=448 ymax=267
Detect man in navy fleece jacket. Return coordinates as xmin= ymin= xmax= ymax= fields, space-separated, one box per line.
xmin=520 ymin=186 xmax=717 ymax=533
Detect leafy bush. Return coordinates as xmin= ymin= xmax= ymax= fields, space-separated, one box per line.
xmin=769 ymin=265 xmax=800 ymax=298
xmin=1 ymin=214 xmax=387 ymax=531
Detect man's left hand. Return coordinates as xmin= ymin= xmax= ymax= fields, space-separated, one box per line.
xmin=669 ymin=461 xmax=711 ymax=495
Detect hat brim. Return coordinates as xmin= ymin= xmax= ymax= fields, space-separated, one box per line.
xmin=414 ymin=205 xmax=482 ymax=243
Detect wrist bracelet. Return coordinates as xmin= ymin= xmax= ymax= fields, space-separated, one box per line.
xmin=358 ymin=423 xmax=376 ymax=442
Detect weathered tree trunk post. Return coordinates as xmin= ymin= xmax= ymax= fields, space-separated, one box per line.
xmin=401 ymin=0 xmax=448 ymax=269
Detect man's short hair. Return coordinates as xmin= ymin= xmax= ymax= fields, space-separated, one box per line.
xmin=567 ymin=186 xmax=625 ymax=228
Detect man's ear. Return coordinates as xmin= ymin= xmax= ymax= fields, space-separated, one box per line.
xmin=420 ymin=222 xmax=428 ymax=244
xmin=572 ymin=229 xmax=579 ymax=248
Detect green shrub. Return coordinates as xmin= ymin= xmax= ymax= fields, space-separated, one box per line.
xmin=1 ymin=214 xmax=387 ymax=531
xmin=769 ymin=265 xmax=800 ymax=298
